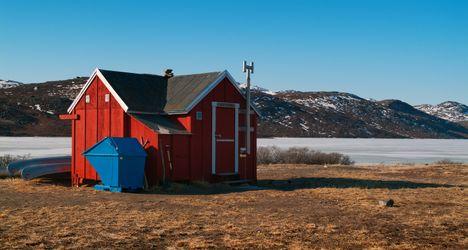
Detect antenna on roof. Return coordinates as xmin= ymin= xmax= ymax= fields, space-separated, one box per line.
xmin=243 ymin=61 xmax=254 ymax=155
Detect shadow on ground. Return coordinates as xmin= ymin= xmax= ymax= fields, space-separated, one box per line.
xmin=140 ymin=177 xmax=456 ymax=195
xmin=25 ymin=176 xmax=457 ymax=195
xmin=256 ymin=177 xmax=454 ymax=190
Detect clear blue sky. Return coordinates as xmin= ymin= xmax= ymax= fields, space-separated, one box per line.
xmin=1 ymin=0 xmax=466 ymax=105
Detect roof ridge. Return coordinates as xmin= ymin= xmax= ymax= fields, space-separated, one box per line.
xmin=98 ymin=68 xmax=223 ymax=78
xmin=169 ymin=71 xmax=223 ymax=78
xmin=98 ymin=68 xmax=165 ymax=77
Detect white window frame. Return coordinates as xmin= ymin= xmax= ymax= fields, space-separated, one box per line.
xmin=196 ymin=111 xmax=203 ymax=120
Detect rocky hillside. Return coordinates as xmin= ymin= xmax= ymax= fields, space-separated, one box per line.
xmin=0 ymin=77 xmax=467 ymax=138
xmin=0 ymin=79 xmax=23 ymax=89
xmin=0 ymin=77 xmax=86 ymax=136
xmin=415 ymin=101 xmax=468 ymax=123
xmin=252 ymin=89 xmax=468 ymax=138
xmin=458 ymin=121 xmax=468 ymax=129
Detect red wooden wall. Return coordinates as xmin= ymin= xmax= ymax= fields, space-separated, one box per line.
xmin=71 ymin=77 xmax=126 ymax=185
xmin=70 ymin=75 xmax=257 ymax=186
xmin=184 ymin=78 xmax=257 ymax=182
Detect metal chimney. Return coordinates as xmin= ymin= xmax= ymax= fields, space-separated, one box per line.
xmin=164 ymin=69 xmax=174 ymax=78
xmin=243 ymin=61 xmax=254 ymax=155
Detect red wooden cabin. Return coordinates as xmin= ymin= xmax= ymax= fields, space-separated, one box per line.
xmin=62 ymin=68 xmax=258 ymax=186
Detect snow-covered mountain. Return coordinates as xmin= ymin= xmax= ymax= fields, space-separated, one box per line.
xmin=415 ymin=101 xmax=468 ymax=122
xmin=0 ymin=79 xmax=22 ymax=88
xmin=251 ymin=89 xmax=467 ymax=138
xmin=0 ymin=77 xmax=87 ymax=136
xmin=0 ymin=77 xmax=467 ymax=138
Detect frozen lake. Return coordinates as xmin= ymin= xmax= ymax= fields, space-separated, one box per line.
xmin=0 ymin=137 xmax=467 ymax=164
xmin=0 ymin=137 xmax=71 ymax=157
xmin=259 ymin=138 xmax=468 ymax=164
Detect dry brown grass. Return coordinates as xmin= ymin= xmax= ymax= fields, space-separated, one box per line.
xmin=0 ymin=164 xmax=467 ymax=249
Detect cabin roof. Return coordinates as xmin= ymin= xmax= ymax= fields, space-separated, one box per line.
xmin=99 ymin=69 xmax=222 ymax=114
xmin=129 ymin=113 xmax=190 ymax=135
xmin=67 ymin=68 xmax=260 ymax=116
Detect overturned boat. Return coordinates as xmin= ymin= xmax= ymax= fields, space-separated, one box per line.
xmin=7 ymin=156 xmax=71 ymax=180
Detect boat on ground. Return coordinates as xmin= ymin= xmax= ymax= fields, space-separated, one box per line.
xmin=20 ymin=163 xmax=70 ymax=180
xmin=7 ymin=156 xmax=71 ymax=180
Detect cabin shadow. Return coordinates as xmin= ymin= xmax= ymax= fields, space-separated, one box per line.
xmin=256 ymin=177 xmax=454 ymax=191
xmin=141 ymin=177 xmax=455 ymax=195
xmin=32 ymin=173 xmax=71 ymax=187
xmin=30 ymin=176 xmax=455 ymax=195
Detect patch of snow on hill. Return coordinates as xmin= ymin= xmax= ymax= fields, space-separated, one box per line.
xmin=0 ymin=79 xmax=22 ymax=88
xmin=415 ymin=101 xmax=468 ymax=122
xmin=300 ymin=122 xmax=310 ymax=131
xmin=289 ymin=94 xmax=362 ymax=112
xmin=31 ymin=104 xmax=55 ymax=115
xmin=239 ymin=83 xmax=276 ymax=95
xmin=34 ymin=104 xmax=42 ymax=111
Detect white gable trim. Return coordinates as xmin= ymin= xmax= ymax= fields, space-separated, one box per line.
xmin=183 ymin=71 xmax=225 ymax=113
xmin=96 ymin=70 xmax=129 ymax=112
xmin=67 ymin=69 xmax=98 ymax=113
xmin=223 ymin=70 xmax=261 ymax=115
xmin=67 ymin=68 xmax=129 ymax=113
xmin=183 ymin=70 xmax=260 ymax=115
xmin=68 ymin=69 xmax=259 ymax=116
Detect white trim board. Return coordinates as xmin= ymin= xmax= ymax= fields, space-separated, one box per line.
xmin=66 ymin=69 xmax=97 ymax=113
xmin=67 ymin=69 xmax=259 ymax=117
xmin=223 ymin=70 xmax=261 ymax=116
xmin=183 ymin=70 xmax=260 ymax=116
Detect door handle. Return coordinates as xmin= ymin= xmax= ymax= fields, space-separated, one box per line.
xmin=216 ymin=134 xmax=222 ymax=138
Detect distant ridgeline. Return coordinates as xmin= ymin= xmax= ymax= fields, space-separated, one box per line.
xmin=0 ymin=77 xmax=467 ymax=138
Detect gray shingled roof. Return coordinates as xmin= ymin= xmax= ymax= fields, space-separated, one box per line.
xmin=98 ymin=69 xmax=226 ymax=134
xmin=99 ymin=69 xmax=222 ymax=114
xmin=130 ymin=113 xmax=190 ymax=134
xmin=165 ymin=72 xmax=223 ymax=112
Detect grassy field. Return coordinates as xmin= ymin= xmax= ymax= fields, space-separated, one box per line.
xmin=0 ymin=164 xmax=466 ymax=249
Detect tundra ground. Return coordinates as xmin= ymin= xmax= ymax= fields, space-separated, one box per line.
xmin=0 ymin=164 xmax=466 ymax=249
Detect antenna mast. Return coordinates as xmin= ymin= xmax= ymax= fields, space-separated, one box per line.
xmin=243 ymin=61 xmax=254 ymax=155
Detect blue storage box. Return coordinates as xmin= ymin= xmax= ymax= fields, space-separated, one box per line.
xmin=83 ymin=137 xmax=147 ymax=192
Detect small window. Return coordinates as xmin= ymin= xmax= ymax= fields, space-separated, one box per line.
xmin=196 ymin=111 xmax=203 ymax=120
xmin=85 ymin=95 xmax=90 ymax=103
xmin=105 ymin=94 xmax=110 ymax=102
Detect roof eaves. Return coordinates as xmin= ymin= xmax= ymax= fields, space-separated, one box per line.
xmin=127 ymin=110 xmax=189 ymax=115
xmin=129 ymin=113 xmax=191 ymax=135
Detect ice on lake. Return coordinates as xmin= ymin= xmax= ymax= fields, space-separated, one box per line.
xmin=258 ymin=138 xmax=468 ymax=164
xmin=0 ymin=137 xmax=71 ymax=157
xmin=0 ymin=137 xmax=467 ymax=164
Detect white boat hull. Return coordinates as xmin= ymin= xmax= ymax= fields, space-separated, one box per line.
xmin=20 ymin=163 xmax=70 ymax=180
xmin=7 ymin=156 xmax=71 ymax=176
